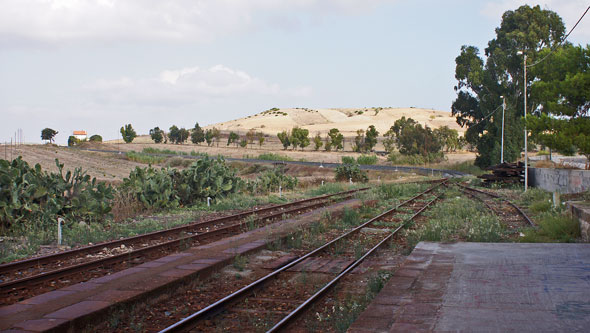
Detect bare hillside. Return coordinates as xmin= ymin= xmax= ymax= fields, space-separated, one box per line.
xmin=206 ymin=107 xmax=464 ymax=136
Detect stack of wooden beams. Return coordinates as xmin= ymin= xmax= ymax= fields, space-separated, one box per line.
xmin=478 ymin=162 xmax=524 ymax=184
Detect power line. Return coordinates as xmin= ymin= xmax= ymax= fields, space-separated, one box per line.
xmin=471 ymin=104 xmax=503 ymax=128
xmin=527 ymin=5 xmax=590 ymax=68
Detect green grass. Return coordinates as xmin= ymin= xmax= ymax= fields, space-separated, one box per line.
xmin=142 ymin=147 xmax=187 ymax=155
xmin=443 ymin=160 xmax=486 ymax=176
xmin=356 ymin=155 xmax=378 ymax=165
xmin=521 ymin=213 xmax=580 ymax=243
xmin=125 ymin=151 xmax=166 ymax=164
xmin=256 ymin=153 xmax=294 ymax=161
xmin=406 ymin=196 xmax=505 ymax=247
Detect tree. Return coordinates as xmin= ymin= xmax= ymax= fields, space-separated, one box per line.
xmin=89 ymin=134 xmax=102 ymax=142
xmin=433 ymin=126 xmax=459 ymax=152
xmin=178 ymin=128 xmax=190 ymax=144
xmin=246 ymin=129 xmax=256 ymax=148
xmin=149 ymin=127 xmax=164 ymax=143
xmin=365 ymin=125 xmax=379 ymax=152
xmin=191 ymin=123 xmax=205 ymax=145
xmin=68 ymin=135 xmax=79 ymax=147
xmin=291 ymin=127 xmax=310 ymax=150
xmin=393 ymin=118 xmax=442 ymax=157
xmin=257 ymin=132 xmax=265 ymax=147
xmin=383 ymin=127 xmax=396 ymax=153
xmin=168 ymin=125 xmax=180 ymax=144
xmin=451 ymin=5 xmax=566 ymax=167
xmin=328 ymin=128 xmax=344 ymax=151
xmin=239 ymin=138 xmax=248 ymax=148
xmin=277 ymin=131 xmax=290 ymax=150
xmin=212 ymin=127 xmax=221 ymax=147
xmin=527 ymin=44 xmax=590 ymax=166
xmin=353 ymin=129 xmax=365 ymax=153
xmin=205 ymin=129 xmax=214 ymax=146
xmin=120 ymin=124 xmax=137 ymax=143
xmin=41 ymin=128 xmax=58 ymax=143
xmin=313 ymin=133 xmax=323 ymax=151
xmin=227 ymin=132 xmax=239 ymax=146
xmin=324 ymin=134 xmax=332 ymax=151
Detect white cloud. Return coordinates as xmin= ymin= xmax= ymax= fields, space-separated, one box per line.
xmin=0 ymin=0 xmax=394 ymax=44
xmin=481 ymin=1 xmax=590 ymax=40
xmin=87 ymin=64 xmax=311 ymax=107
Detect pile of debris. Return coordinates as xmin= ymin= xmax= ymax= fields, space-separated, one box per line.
xmin=479 ymin=162 xmax=524 ymax=184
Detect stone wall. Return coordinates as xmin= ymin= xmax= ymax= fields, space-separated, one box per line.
xmin=529 ymin=168 xmax=590 ymax=194
xmin=568 ymin=202 xmax=590 ymax=242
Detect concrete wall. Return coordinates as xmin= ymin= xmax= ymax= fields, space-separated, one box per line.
xmin=529 ymin=168 xmax=590 ymax=194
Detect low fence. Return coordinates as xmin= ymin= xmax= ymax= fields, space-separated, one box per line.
xmin=529 ymin=168 xmax=590 ymax=194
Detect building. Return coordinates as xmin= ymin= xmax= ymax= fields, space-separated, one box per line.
xmin=73 ymin=131 xmax=87 ymax=140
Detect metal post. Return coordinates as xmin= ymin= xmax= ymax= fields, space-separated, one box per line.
xmin=501 ymin=96 xmax=506 ymax=163
xmin=57 ymin=218 xmax=64 ymax=245
xmin=524 ymin=53 xmax=529 ymax=192
xmin=207 ymin=197 xmax=211 ymax=207
xmin=279 ymin=186 xmax=282 ymax=198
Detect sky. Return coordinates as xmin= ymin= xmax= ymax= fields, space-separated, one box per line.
xmin=1 ymin=0 xmax=589 ymax=144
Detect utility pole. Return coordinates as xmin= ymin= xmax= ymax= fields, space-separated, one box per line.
xmin=500 ymin=96 xmax=506 ymax=164
xmin=524 ymin=53 xmax=528 ymax=192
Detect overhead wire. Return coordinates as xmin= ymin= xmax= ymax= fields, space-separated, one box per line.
xmin=526 ymin=5 xmax=590 ymax=68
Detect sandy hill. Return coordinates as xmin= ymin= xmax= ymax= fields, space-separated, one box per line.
xmin=206 ymin=107 xmax=464 ymax=137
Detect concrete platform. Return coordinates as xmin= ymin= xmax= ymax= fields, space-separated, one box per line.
xmin=349 ymin=242 xmax=590 ymax=332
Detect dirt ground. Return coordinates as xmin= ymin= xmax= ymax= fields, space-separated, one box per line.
xmin=1 ymin=142 xmax=475 ymax=183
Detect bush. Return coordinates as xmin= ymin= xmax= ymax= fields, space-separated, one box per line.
xmin=257 ymin=153 xmax=294 ymax=161
xmin=341 ymin=156 xmax=356 ymax=164
xmin=388 ymin=152 xmax=444 ymax=165
xmin=335 ymin=161 xmax=368 ymax=183
xmin=0 ymin=158 xmax=114 ymax=230
xmin=122 ymin=157 xmax=242 ymax=209
xmin=89 ymin=135 xmax=102 ymax=142
xmin=126 ymin=151 xmax=166 ymax=164
xmin=357 ymin=154 xmax=378 ymax=165
xmin=444 ymin=161 xmax=485 ymax=176
xmin=246 ymin=167 xmax=298 ymax=194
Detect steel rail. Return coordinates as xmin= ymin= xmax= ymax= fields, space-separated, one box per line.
xmin=0 ymin=192 xmax=360 ymax=294
xmin=0 ymin=188 xmax=366 ymax=275
xmin=267 ymin=191 xmax=444 ymax=332
xmin=159 ymin=181 xmax=446 ymax=333
xmin=456 ymin=183 xmax=535 ymax=227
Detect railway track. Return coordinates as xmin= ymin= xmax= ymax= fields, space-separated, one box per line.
xmin=0 ymin=188 xmax=366 ymax=305
xmin=455 ymin=183 xmax=535 ymax=228
xmin=158 ymin=181 xmax=447 ymax=332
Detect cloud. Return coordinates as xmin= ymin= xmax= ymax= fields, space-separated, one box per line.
xmin=0 ymin=0 xmax=394 ymax=44
xmin=86 ymin=64 xmax=311 ymax=107
xmin=481 ymin=0 xmax=590 ymax=40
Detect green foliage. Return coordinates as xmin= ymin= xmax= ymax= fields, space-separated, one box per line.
xmin=246 ymin=167 xmax=298 ymax=194
xmin=142 ymin=147 xmax=185 ymax=155
xmin=0 ymin=157 xmax=114 ymax=230
xmin=452 ymin=5 xmax=566 ymax=167
xmin=191 ymin=123 xmax=205 ymax=145
xmin=68 ymin=135 xmax=79 ymax=147
xmin=149 ymin=127 xmax=165 ymax=143
xmin=277 ymin=130 xmax=290 ymax=150
xmin=89 ymin=134 xmax=102 ymax=142
xmin=169 ymin=125 xmax=189 ymax=144
xmin=356 ymin=155 xmax=378 ymax=165
xmin=377 ymin=183 xmax=424 ymax=200
xmin=521 ymin=214 xmax=580 ymax=243
xmin=239 ymin=138 xmax=248 ymax=148
xmin=388 ymin=152 xmax=444 ymax=165
xmin=256 ymin=131 xmax=265 ymax=147
xmin=257 ymin=153 xmax=293 ymax=161
xmin=120 ymin=124 xmax=137 ymax=143
xmin=433 ymin=126 xmax=460 ymax=152
xmin=327 ymin=128 xmax=344 ymax=151
xmin=341 ymin=156 xmax=356 ymax=164
xmin=313 ymin=133 xmax=323 ymax=151
xmin=291 ymin=127 xmax=310 ymax=150
xmin=41 ymin=128 xmax=58 ymax=143
xmin=444 ymin=161 xmax=485 ymax=176
xmin=125 ymin=151 xmax=166 ymax=164
xmin=335 ymin=160 xmax=368 ymax=183
xmin=122 ymin=157 xmax=242 ymax=209
xmin=227 ymin=131 xmax=239 ymax=147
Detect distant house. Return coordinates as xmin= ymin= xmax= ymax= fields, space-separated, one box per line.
xmin=73 ymin=131 xmax=87 ymax=140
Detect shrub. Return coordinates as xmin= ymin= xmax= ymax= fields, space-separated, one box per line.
xmin=246 ymin=167 xmax=298 ymax=194
xmin=89 ymin=135 xmax=102 ymax=142
xmin=0 ymin=158 xmax=114 ymax=230
xmin=341 ymin=156 xmax=356 ymax=164
xmin=335 ymin=161 xmax=368 ymax=183
xmin=257 ymin=153 xmax=294 ymax=161
xmin=126 ymin=151 xmax=166 ymax=164
xmin=357 ymin=155 xmax=378 ymax=165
